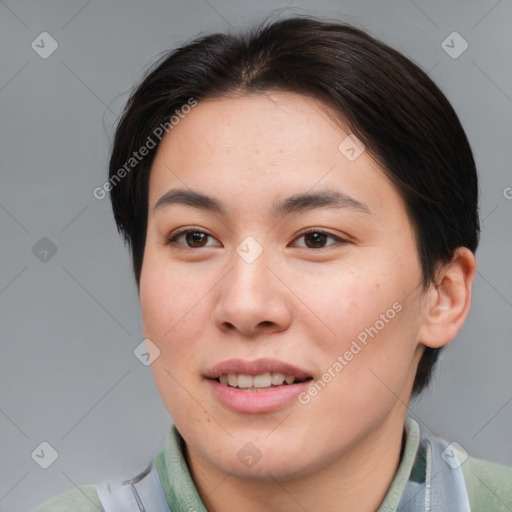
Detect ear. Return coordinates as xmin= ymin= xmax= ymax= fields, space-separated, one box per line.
xmin=418 ymin=247 xmax=476 ymax=348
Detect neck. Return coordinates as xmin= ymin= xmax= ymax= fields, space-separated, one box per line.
xmin=186 ymin=410 xmax=407 ymax=512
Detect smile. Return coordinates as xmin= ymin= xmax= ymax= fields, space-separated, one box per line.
xmin=217 ymin=372 xmax=310 ymax=390
xmin=206 ymin=358 xmax=314 ymax=413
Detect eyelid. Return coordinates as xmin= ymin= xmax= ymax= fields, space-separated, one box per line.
xmin=166 ymin=227 xmax=350 ymax=249
xmin=290 ymin=227 xmax=350 ymax=247
xmin=167 ymin=227 xmax=222 ymax=247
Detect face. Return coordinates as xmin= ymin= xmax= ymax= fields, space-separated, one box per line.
xmin=139 ymin=92 xmax=427 ymax=481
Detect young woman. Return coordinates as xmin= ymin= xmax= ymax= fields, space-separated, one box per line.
xmin=35 ymin=16 xmax=511 ymax=512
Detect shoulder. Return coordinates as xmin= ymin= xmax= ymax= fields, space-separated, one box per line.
xmin=31 ymin=484 xmax=103 ymax=512
xmin=461 ymin=455 xmax=512 ymax=511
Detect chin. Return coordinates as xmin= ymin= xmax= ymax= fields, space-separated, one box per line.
xmin=198 ymin=431 xmax=324 ymax=481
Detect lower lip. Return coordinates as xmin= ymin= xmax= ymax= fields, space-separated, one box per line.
xmin=207 ymin=378 xmax=311 ymax=413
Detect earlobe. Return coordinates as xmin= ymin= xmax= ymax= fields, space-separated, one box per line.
xmin=418 ymin=248 xmax=477 ymax=349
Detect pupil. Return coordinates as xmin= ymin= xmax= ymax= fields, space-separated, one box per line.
xmin=305 ymin=232 xmax=326 ymax=248
xmin=187 ymin=232 xmax=207 ymax=247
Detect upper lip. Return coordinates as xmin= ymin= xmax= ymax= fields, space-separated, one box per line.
xmin=205 ymin=358 xmax=312 ymax=380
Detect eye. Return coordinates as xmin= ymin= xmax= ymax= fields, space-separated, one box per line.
xmin=292 ymin=229 xmax=345 ymax=249
xmin=167 ymin=229 xmax=221 ymax=248
xmin=167 ymin=228 xmax=346 ymax=249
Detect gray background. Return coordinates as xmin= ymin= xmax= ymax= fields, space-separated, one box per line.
xmin=0 ymin=0 xmax=511 ymax=510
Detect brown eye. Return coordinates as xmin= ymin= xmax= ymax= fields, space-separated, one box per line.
xmin=186 ymin=231 xmax=208 ymax=247
xmin=291 ymin=230 xmax=345 ymax=249
xmin=303 ymin=232 xmax=328 ymax=248
xmin=168 ymin=230 xmax=220 ymax=248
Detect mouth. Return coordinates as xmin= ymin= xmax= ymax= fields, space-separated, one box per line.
xmin=205 ymin=358 xmax=314 ymax=410
xmin=216 ymin=371 xmax=312 ymax=391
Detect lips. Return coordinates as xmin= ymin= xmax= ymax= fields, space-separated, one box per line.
xmin=205 ymin=358 xmax=313 ymax=413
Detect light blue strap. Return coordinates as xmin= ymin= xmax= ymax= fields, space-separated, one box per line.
xmin=397 ymin=430 xmax=471 ymax=511
xmin=428 ymin=434 xmax=471 ymax=511
xmin=96 ymin=460 xmax=172 ymax=512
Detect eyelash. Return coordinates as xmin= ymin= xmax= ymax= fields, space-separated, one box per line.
xmin=166 ymin=227 xmax=348 ymax=250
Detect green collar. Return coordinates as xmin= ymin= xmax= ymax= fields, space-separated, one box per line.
xmin=154 ymin=417 xmax=421 ymax=512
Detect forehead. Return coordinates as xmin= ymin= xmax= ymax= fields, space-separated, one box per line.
xmin=147 ymin=92 xmax=405 ymax=221
xmin=157 ymin=92 xmax=347 ymax=166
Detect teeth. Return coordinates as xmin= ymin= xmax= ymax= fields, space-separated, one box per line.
xmin=219 ymin=372 xmax=298 ymax=389
xmin=271 ymin=372 xmax=285 ymax=385
xmin=237 ymin=374 xmax=253 ymax=389
xmin=285 ymin=374 xmax=295 ymax=384
xmin=253 ymin=373 xmax=271 ymax=388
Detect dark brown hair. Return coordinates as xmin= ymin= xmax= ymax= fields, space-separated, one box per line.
xmin=108 ymin=16 xmax=479 ymax=396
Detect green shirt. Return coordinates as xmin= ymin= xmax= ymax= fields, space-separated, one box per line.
xmin=32 ymin=417 xmax=512 ymax=511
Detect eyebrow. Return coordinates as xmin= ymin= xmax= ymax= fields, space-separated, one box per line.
xmin=153 ymin=188 xmax=371 ymax=216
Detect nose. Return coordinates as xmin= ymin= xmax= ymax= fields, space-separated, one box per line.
xmin=213 ymin=248 xmax=292 ymax=337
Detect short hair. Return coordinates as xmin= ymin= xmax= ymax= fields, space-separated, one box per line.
xmin=108 ymin=16 xmax=479 ymax=396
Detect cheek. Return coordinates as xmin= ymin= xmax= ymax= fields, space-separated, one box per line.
xmin=303 ymin=266 xmax=420 ymax=393
xmin=301 ymin=265 xmax=399 ymax=350
xmin=139 ymin=255 xmax=209 ymax=360
xmin=140 ymin=259 xmax=213 ymax=421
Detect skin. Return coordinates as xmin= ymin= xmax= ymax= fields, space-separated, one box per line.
xmin=139 ymin=91 xmax=476 ymax=512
